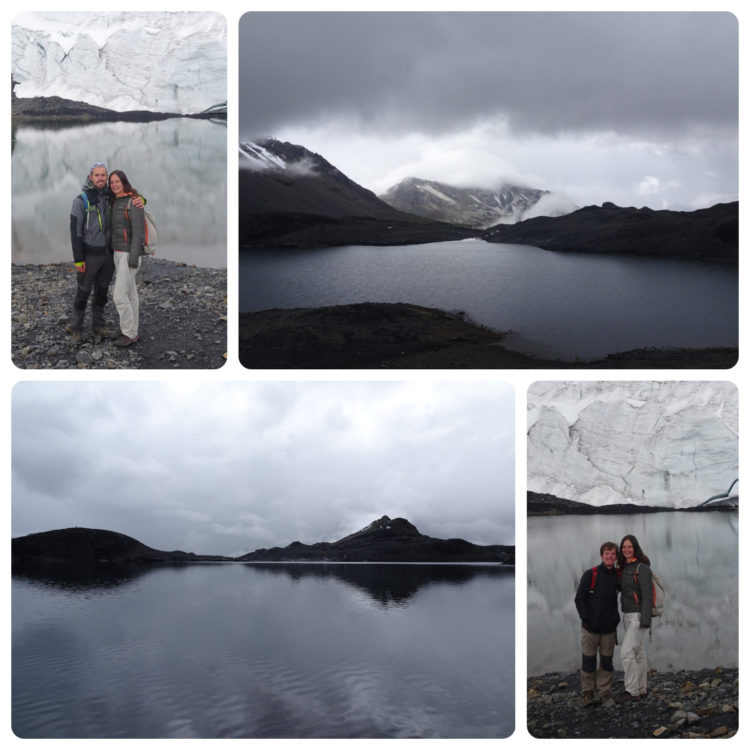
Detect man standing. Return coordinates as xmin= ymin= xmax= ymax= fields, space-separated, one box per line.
xmin=68 ymin=161 xmax=144 ymax=345
xmin=69 ymin=162 xmax=114 ymax=344
xmin=574 ymin=541 xmax=620 ymax=707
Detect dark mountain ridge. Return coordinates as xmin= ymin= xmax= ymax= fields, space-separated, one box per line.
xmin=485 ymin=201 xmax=738 ymax=264
xmin=238 ymin=515 xmax=513 ymax=563
xmin=12 ymin=81 xmax=226 ymax=122
xmin=239 ymin=139 xmax=476 ymax=248
xmin=240 ymin=139 xmax=737 ymax=263
xmin=11 ymin=527 xmax=232 ymax=563
xmin=12 ymin=516 xmax=513 ymax=565
xmin=528 ymin=491 xmax=738 ymax=516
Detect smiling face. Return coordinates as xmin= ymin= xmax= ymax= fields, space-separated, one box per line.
xmin=621 ymin=539 xmax=635 ymax=561
xmin=109 ymin=173 xmax=124 ymax=197
xmin=90 ymin=166 xmax=108 ymax=189
xmin=601 ymin=547 xmax=617 ymax=568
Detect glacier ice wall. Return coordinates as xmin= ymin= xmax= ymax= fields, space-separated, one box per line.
xmin=12 ymin=12 xmax=226 ymax=114
xmin=527 ymin=381 xmax=738 ymax=508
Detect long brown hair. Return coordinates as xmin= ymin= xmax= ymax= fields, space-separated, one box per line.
xmin=109 ymin=169 xmax=137 ymax=198
xmin=618 ymin=534 xmax=651 ymax=568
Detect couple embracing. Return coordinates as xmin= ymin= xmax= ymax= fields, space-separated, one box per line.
xmin=574 ymin=535 xmax=653 ymax=707
xmin=69 ymin=161 xmax=146 ymax=347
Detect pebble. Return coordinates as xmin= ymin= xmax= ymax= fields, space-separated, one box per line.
xmin=527 ymin=667 xmax=738 ymax=739
xmin=12 ymin=259 xmax=227 ymax=369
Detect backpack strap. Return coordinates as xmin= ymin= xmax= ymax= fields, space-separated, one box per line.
xmin=80 ymin=189 xmax=102 ymax=232
xmin=589 ymin=566 xmax=598 ymax=593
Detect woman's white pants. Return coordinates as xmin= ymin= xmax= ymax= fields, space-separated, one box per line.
xmin=113 ymin=252 xmax=140 ymax=339
xmin=621 ymin=612 xmax=648 ymax=696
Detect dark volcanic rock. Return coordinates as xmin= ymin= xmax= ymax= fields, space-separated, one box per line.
xmin=11 ymin=82 xmax=226 ymax=122
xmin=527 ymin=491 xmax=739 ymax=516
xmin=484 ymin=201 xmax=738 ymax=264
xmin=238 ymin=302 xmax=738 ymax=370
xmin=11 ymin=527 xmax=231 ymax=564
xmin=528 ymin=668 xmax=738 ymax=739
xmin=527 ymin=492 xmax=673 ymax=516
xmin=238 ymin=139 xmax=475 ymax=248
xmin=238 ymin=515 xmax=514 ymax=563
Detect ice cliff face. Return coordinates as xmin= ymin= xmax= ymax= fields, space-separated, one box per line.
xmin=527 ymin=381 xmax=738 ymax=508
xmin=12 ymin=12 xmax=226 ymax=114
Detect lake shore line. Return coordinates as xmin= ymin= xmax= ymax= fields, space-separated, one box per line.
xmin=239 ymin=302 xmax=738 ymax=369
xmin=12 ymin=259 xmax=227 ymax=369
xmin=527 ymin=667 xmax=738 ymax=739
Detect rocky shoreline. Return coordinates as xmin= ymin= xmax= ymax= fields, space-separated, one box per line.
xmin=238 ymin=302 xmax=738 ymax=369
xmin=12 ymin=259 xmax=227 ymax=369
xmin=527 ymin=667 xmax=738 ymax=739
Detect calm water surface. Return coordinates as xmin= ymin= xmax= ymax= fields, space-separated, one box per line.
xmin=239 ymin=240 xmax=737 ymax=359
xmin=13 ymin=562 xmax=514 ymax=738
xmin=527 ymin=512 xmax=738 ymax=675
xmin=12 ymin=119 xmax=226 ymax=267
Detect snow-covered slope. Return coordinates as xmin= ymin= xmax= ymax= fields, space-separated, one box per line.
xmin=12 ymin=12 xmax=226 ymax=114
xmin=381 ymin=176 xmax=550 ymax=228
xmin=527 ymin=381 xmax=738 ymax=508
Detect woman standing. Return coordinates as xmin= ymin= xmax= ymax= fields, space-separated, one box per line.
xmin=618 ymin=534 xmax=653 ymax=701
xmin=109 ymin=170 xmax=145 ymax=347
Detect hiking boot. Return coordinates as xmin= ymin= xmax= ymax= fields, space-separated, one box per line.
xmin=601 ymin=693 xmax=615 ymax=708
xmin=582 ymin=690 xmax=598 ymax=707
xmin=92 ymin=324 xmax=111 ymax=338
xmin=622 ymin=692 xmax=641 ymax=703
xmin=70 ymin=330 xmax=83 ymax=346
xmin=113 ymin=334 xmax=138 ymax=347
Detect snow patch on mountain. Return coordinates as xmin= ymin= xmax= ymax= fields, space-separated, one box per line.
xmin=527 ymin=381 xmax=738 ymax=508
xmin=239 ymin=140 xmax=318 ymax=177
xmin=418 ymin=184 xmax=458 ymax=205
xmin=12 ymin=12 xmax=226 ymax=114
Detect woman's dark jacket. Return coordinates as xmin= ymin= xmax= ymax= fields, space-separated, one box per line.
xmin=574 ymin=563 xmax=621 ymax=634
xmin=110 ymin=193 xmax=145 ymax=268
xmin=620 ymin=560 xmax=653 ymax=629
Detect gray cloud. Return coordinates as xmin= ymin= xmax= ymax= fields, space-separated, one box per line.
xmin=12 ymin=382 xmax=515 ymax=556
xmin=240 ymin=12 xmax=738 ymax=140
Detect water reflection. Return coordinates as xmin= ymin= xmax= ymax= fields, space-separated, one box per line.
xmin=239 ymin=241 xmax=737 ymax=359
xmin=13 ymin=562 xmax=513 ymax=738
xmin=12 ymin=118 xmax=226 ymax=267
xmin=244 ymin=562 xmax=513 ymax=606
xmin=527 ymin=511 xmax=737 ymax=674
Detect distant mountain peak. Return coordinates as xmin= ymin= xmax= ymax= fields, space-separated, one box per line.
xmin=380 ymin=176 xmax=548 ymax=228
xmin=335 ymin=515 xmax=420 ymax=545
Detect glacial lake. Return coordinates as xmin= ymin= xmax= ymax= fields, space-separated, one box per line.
xmin=239 ymin=240 xmax=737 ymax=359
xmin=11 ymin=118 xmax=226 ymax=268
xmin=527 ymin=511 xmax=738 ymax=676
xmin=12 ymin=562 xmax=514 ymax=739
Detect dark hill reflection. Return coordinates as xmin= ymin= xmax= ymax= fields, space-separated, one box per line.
xmin=11 ymin=559 xmax=156 ymax=592
xmin=244 ymin=562 xmax=513 ymax=606
xmin=11 ymin=560 xmax=513 ymax=608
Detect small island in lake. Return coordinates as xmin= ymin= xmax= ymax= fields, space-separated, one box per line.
xmin=12 ymin=515 xmax=514 ymax=566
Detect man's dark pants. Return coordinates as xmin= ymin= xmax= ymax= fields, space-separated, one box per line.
xmin=70 ymin=252 xmax=114 ymax=330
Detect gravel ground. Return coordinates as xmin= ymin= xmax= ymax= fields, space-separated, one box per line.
xmin=527 ymin=667 xmax=738 ymax=739
xmin=12 ymin=259 xmax=227 ymax=369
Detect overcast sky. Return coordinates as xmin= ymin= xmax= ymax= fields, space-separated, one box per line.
xmin=239 ymin=11 xmax=738 ymax=210
xmin=12 ymin=381 xmax=515 ymax=557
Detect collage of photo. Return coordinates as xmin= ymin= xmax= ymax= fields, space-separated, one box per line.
xmin=7 ymin=7 xmax=741 ymax=745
